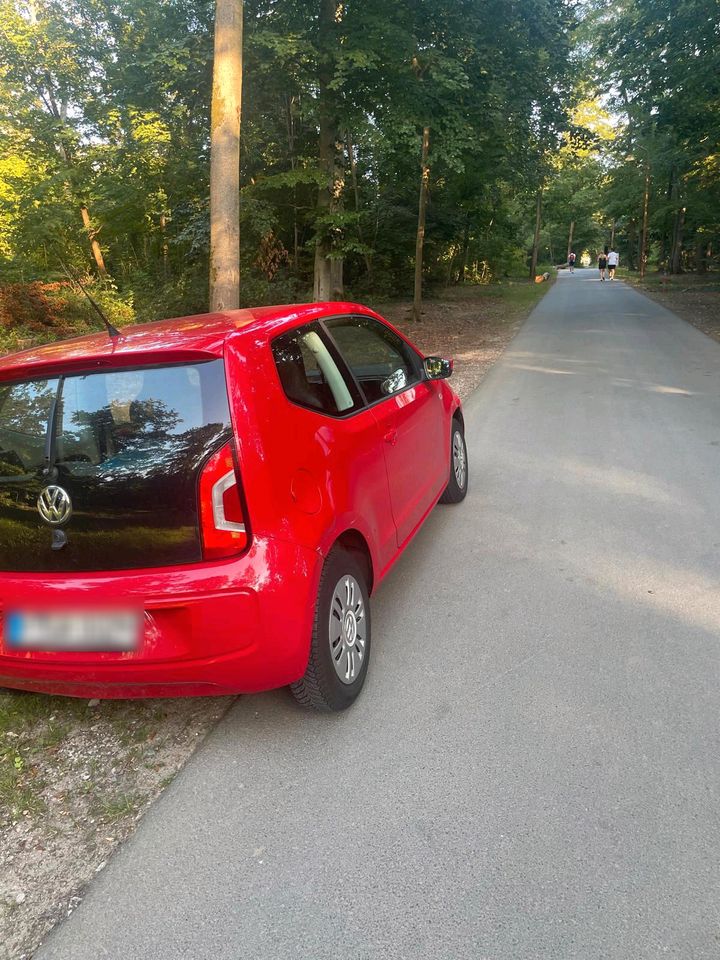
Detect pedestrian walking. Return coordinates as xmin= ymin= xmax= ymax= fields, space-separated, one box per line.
xmin=607 ymin=248 xmax=619 ymax=280
xmin=568 ymin=251 xmax=576 ymax=273
xmin=598 ymin=247 xmax=608 ymax=281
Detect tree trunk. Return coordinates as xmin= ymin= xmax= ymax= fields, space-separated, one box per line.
xmin=529 ymin=187 xmax=542 ymax=280
xmin=56 ymin=117 xmax=108 ymax=278
xmin=285 ymin=94 xmax=300 ymax=272
xmin=670 ymin=204 xmax=686 ymax=274
xmin=660 ymin=167 xmax=675 ymax=267
xmin=412 ymin=125 xmax=430 ymax=322
xmin=313 ymin=0 xmax=343 ymax=302
xmin=566 ymin=220 xmax=575 ymax=261
xmin=610 ymin=219 xmax=616 ymax=248
xmin=460 ymin=213 xmax=470 ymax=283
xmin=639 ymin=169 xmax=650 ymax=278
xmin=626 ymin=219 xmax=637 ymax=271
xmin=80 ymin=205 xmax=108 ymax=277
xmin=695 ymin=234 xmax=709 ymax=274
xmin=347 ymin=134 xmax=371 ymax=276
xmin=159 ymin=212 xmax=169 ymax=279
xmin=209 ymin=0 xmax=243 ymax=312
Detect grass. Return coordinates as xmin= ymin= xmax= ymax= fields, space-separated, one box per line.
xmin=0 ymin=692 xmax=87 ymax=825
xmin=433 ymin=270 xmax=557 ymax=311
xmin=0 ymin=749 xmax=47 ymax=822
xmin=89 ymin=791 xmax=143 ymax=824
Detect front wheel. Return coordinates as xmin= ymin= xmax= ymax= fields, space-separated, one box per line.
xmin=290 ymin=547 xmax=371 ymax=712
xmin=439 ymin=419 xmax=468 ymax=504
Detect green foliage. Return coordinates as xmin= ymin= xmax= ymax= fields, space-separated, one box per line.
xmin=586 ymin=0 xmax=720 ymax=273
xmin=1 ymin=0 xmax=581 ymax=333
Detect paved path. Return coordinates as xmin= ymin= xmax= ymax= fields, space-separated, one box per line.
xmin=38 ymin=270 xmax=720 ymax=959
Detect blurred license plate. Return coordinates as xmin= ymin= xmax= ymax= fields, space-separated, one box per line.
xmin=5 ymin=610 xmax=140 ymax=652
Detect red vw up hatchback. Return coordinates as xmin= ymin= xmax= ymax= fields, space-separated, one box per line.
xmin=0 ymin=302 xmax=467 ymax=710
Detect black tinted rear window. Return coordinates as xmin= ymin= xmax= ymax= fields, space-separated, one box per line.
xmin=0 ymin=360 xmax=232 ymax=572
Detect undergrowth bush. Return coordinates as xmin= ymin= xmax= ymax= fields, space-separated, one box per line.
xmin=0 ymin=281 xmax=134 ymax=354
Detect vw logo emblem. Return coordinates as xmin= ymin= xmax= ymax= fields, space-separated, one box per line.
xmin=37 ymin=485 xmax=73 ymax=526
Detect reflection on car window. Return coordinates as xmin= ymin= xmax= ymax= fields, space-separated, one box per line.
xmin=327 ymin=316 xmax=419 ymax=403
xmin=0 ymin=361 xmax=230 ymax=483
xmin=0 ymin=379 xmax=59 ymax=476
xmin=273 ymin=326 xmax=357 ymax=415
xmin=56 ymin=364 xmax=228 ymax=476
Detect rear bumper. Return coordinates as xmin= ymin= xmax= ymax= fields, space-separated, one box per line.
xmin=0 ymin=536 xmax=321 ymax=698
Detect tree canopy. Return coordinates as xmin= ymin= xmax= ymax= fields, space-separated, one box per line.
xmin=0 ymin=0 xmax=717 ymax=334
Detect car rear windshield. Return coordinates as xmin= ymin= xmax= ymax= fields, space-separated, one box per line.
xmin=0 ymin=359 xmax=232 ymax=572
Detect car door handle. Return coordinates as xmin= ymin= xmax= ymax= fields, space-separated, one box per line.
xmin=383 ymin=429 xmax=398 ymax=446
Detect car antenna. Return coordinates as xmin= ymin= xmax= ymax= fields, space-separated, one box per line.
xmin=57 ymin=257 xmax=121 ymax=339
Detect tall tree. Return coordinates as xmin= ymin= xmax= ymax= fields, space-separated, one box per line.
xmin=412 ymin=125 xmax=430 ymax=321
xmin=589 ymin=0 xmax=720 ymax=273
xmin=312 ymin=0 xmax=342 ymax=301
xmin=209 ymin=0 xmax=243 ymax=311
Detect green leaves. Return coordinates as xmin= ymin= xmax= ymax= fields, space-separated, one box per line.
xmin=2 ymin=0 xmax=583 ymax=311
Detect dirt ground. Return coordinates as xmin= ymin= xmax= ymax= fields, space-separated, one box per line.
xmin=0 ymin=283 xmax=542 ymax=960
xmin=376 ymin=284 xmax=540 ymax=400
xmin=630 ymin=276 xmax=720 ymax=341
xmin=0 ymin=696 xmax=229 ymax=959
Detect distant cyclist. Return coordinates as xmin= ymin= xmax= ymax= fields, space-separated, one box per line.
xmin=607 ymin=248 xmax=619 ymax=280
xmin=568 ymin=251 xmax=576 ymax=273
xmin=598 ymin=247 xmax=608 ymax=281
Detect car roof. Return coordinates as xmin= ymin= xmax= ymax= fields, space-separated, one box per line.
xmin=0 ymin=301 xmax=378 ymax=382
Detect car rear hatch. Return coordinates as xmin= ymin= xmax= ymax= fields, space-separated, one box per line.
xmin=0 ymin=358 xmax=236 ymax=572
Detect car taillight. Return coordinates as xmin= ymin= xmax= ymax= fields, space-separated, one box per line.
xmin=198 ymin=441 xmax=248 ymax=560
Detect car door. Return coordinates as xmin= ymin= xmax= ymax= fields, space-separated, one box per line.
xmin=259 ymin=321 xmax=398 ymax=575
xmin=325 ymin=315 xmax=447 ymax=548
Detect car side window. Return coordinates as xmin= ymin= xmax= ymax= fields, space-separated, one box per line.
xmin=325 ymin=316 xmax=420 ymax=404
xmin=272 ymin=325 xmax=359 ymax=416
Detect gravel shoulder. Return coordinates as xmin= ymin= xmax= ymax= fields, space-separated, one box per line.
xmin=0 ymin=279 xmax=551 ymax=960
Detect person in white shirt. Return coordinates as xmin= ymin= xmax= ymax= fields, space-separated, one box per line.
xmin=607 ymin=249 xmax=619 ymax=280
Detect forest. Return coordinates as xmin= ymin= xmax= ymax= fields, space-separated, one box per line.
xmin=0 ymin=0 xmax=718 ymax=341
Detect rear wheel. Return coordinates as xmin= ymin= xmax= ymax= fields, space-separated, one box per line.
xmin=439 ymin=418 xmax=468 ymax=504
xmin=291 ymin=547 xmax=371 ymax=712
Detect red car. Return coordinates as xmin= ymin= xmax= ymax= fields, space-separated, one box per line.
xmin=0 ymin=302 xmax=467 ymax=710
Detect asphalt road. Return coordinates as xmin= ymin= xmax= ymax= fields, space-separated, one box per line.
xmin=37 ymin=269 xmax=720 ymax=960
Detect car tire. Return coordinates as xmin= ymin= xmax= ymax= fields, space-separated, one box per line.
xmin=439 ymin=418 xmax=468 ymax=504
xmin=290 ymin=547 xmax=371 ymax=712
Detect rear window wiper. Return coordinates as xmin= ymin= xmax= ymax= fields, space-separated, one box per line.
xmin=42 ymin=377 xmax=64 ymax=482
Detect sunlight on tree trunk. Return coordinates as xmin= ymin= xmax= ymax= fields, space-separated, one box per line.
xmin=209 ymin=0 xmax=243 ymax=312
xmin=412 ymin=125 xmax=430 ymax=322
xmin=80 ymin=205 xmax=107 ymax=278
xmin=566 ymin=220 xmax=574 ymax=261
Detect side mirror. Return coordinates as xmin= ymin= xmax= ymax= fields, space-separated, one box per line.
xmin=423 ymin=356 xmax=454 ymax=380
